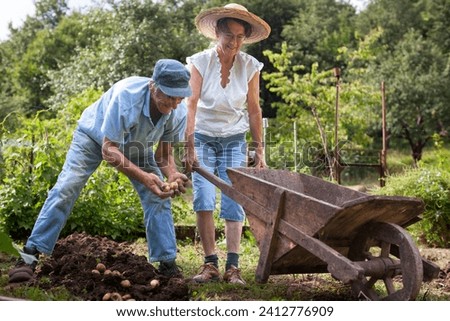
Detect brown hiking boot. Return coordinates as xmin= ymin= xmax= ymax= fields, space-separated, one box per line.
xmin=223 ymin=265 xmax=246 ymax=285
xmin=192 ymin=263 xmax=221 ymax=283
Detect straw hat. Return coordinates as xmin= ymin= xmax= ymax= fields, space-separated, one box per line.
xmin=195 ymin=3 xmax=271 ymax=44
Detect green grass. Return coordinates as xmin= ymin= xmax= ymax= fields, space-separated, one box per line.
xmin=106 ymin=232 xmax=450 ymax=301
xmin=178 ymin=234 xmax=448 ymax=301
xmin=1 ymin=234 xmax=448 ymax=301
xmin=339 ymin=143 xmax=450 ymax=188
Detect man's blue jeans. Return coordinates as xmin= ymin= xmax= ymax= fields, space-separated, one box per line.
xmin=26 ymin=127 xmax=177 ymax=263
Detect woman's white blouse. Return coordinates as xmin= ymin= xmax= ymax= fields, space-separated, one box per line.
xmin=187 ymin=46 xmax=263 ymax=137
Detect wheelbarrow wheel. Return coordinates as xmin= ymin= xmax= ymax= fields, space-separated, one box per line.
xmin=348 ymin=222 xmax=423 ymax=300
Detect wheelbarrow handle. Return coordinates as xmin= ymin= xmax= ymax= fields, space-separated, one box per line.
xmin=192 ymin=166 xmax=269 ymax=217
xmin=193 ymin=165 xmax=272 ymax=222
xmin=192 ymin=166 xmax=234 ymax=193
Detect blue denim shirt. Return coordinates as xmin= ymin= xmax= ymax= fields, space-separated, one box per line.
xmin=77 ymin=76 xmax=186 ymax=160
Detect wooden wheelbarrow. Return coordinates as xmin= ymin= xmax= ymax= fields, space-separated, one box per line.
xmin=193 ymin=166 xmax=440 ymax=301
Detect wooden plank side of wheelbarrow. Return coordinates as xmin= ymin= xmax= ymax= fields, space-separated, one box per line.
xmin=227 ymin=168 xmax=345 ymax=235
xmin=232 ymin=168 xmax=366 ymax=207
xmin=226 ymin=168 xmax=341 ymax=244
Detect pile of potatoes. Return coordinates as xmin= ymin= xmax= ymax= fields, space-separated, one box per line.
xmin=161 ymin=181 xmax=178 ymax=192
xmin=91 ymin=262 xmax=160 ymax=301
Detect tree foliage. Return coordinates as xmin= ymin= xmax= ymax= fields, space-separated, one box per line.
xmin=282 ymin=0 xmax=357 ymax=71
xmin=377 ymin=30 xmax=450 ymax=164
xmin=263 ymin=41 xmax=380 ymax=175
xmin=0 ymin=0 xmax=448 ymax=162
xmin=350 ymin=0 xmax=449 ymax=163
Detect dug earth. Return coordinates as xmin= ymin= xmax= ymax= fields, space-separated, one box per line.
xmin=2 ymin=232 xmax=449 ymax=301
xmin=12 ymin=232 xmax=189 ymax=301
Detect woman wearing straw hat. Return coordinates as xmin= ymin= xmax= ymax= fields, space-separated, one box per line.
xmin=184 ymin=3 xmax=270 ymax=284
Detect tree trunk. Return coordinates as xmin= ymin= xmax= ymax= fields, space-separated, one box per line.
xmin=310 ymin=105 xmax=334 ymax=180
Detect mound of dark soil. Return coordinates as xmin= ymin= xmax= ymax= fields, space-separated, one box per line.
xmin=33 ymin=232 xmax=188 ymax=301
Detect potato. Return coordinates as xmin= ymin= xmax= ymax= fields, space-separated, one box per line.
xmin=120 ymin=279 xmax=131 ymax=288
xmin=149 ymin=279 xmax=160 ymax=289
xmin=161 ymin=183 xmax=171 ymax=192
xmin=102 ymin=292 xmax=112 ymax=301
xmin=96 ymin=263 xmax=106 ymax=273
xmin=112 ymin=270 xmax=122 ymax=277
xmin=170 ymin=182 xmax=178 ymax=190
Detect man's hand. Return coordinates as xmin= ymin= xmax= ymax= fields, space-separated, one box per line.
xmin=141 ymin=172 xmax=175 ymax=199
xmin=103 ymin=137 xmax=179 ymax=199
xmin=167 ymin=172 xmax=189 ymax=197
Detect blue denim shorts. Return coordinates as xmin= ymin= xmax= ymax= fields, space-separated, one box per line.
xmin=192 ymin=132 xmax=247 ymax=222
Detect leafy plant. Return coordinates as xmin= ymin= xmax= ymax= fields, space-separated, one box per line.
xmin=372 ymin=163 xmax=450 ymax=248
xmin=0 ymin=230 xmax=18 ymax=257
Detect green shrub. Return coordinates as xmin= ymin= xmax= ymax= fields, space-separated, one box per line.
xmin=0 ymin=111 xmax=68 ymax=239
xmin=372 ymin=166 xmax=450 ymax=248
xmin=66 ymin=164 xmax=144 ymax=241
xmin=172 ymin=194 xmax=195 ymax=226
